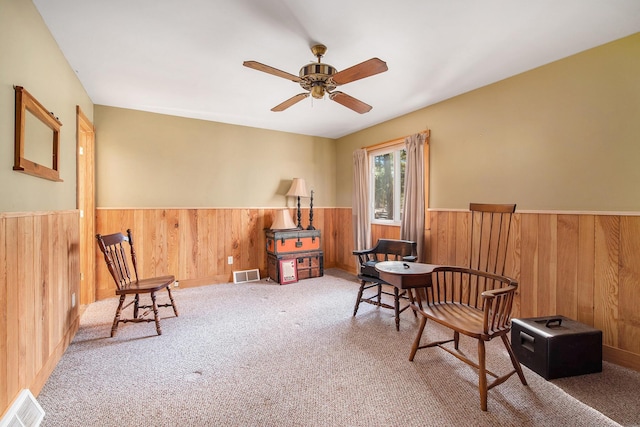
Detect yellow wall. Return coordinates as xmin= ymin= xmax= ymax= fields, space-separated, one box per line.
xmin=94 ymin=105 xmax=336 ymax=208
xmin=0 ymin=0 xmax=93 ymax=212
xmin=336 ymin=33 xmax=640 ymax=211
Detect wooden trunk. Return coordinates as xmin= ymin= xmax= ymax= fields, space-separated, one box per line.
xmin=265 ymin=229 xmax=323 ymax=284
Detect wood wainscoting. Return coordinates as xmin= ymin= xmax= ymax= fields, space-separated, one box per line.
xmin=427 ymin=209 xmax=640 ymax=372
xmin=2 ymin=206 xmax=638 ymax=420
xmin=95 ymin=208 xmax=358 ymax=297
xmin=95 ymin=207 xmax=640 ymax=372
xmin=0 ymin=211 xmax=80 ymax=417
xmin=3 ymin=206 xmax=637 ymax=419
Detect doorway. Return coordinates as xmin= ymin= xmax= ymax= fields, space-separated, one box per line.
xmin=76 ymin=106 xmax=95 ymax=305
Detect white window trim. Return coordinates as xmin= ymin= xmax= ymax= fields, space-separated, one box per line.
xmin=369 ymin=144 xmax=405 ymax=226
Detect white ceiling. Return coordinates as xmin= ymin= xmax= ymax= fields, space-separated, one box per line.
xmin=33 ymin=0 xmax=640 ymax=139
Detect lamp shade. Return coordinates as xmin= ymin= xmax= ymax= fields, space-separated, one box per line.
xmin=286 ymin=178 xmax=309 ymax=198
xmin=271 ymin=209 xmax=297 ymax=230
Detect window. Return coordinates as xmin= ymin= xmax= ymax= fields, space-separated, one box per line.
xmin=370 ymin=145 xmax=406 ymax=224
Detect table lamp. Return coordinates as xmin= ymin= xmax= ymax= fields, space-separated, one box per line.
xmin=271 ymin=209 xmax=297 ymax=230
xmin=286 ymin=178 xmax=309 ymax=229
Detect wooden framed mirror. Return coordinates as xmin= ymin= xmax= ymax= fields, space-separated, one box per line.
xmin=14 ymin=86 xmax=63 ymax=182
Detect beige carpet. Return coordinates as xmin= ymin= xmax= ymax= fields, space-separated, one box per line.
xmin=37 ymin=269 xmax=636 ymax=426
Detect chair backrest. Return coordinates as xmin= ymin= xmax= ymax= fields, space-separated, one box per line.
xmin=469 ymin=203 xmax=516 ymax=275
xmin=367 ymin=239 xmax=417 ymax=262
xmin=427 ymin=266 xmax=518 ymax=338
xmin=96 ymin=229 xmax=139 ymax=290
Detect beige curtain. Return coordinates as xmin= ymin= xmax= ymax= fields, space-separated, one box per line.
xmin=352 ymin=148 xmax=371 ymax=250
xmin=400 ymin=133 xmax=426 ymax=261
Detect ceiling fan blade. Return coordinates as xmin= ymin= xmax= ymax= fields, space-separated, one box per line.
xmin=330 ymin=58 xmax=388 ymax=85
xmin=271 ymin=93 xmax=310 ymax=112
xmin=329 ymin=91 xmax=372 ymax=114
xmin=243 ymin=61 xmax=301 ymax=82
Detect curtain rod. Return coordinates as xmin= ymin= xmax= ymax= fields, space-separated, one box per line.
xmin=362 ymin=129 xmax=430 ymax=150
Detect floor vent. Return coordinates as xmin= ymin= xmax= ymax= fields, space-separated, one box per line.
xmin=233 ymin=269 xmax=260 ymax=284
xmin=0 ymin=389 xmax=45 ymax=427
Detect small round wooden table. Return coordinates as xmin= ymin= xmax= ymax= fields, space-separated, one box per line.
xmin=375 ymin=261 xmax=439 ymax=289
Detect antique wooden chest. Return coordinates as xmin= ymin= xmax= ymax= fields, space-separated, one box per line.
xmin=511 ymin=315 xmax=602 ymax=380
xmin=265 ymin=229 xmax=323 ymax=284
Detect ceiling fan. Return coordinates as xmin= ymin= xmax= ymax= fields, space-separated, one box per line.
xmin=243 ymin=44 xmax=388 ymax=114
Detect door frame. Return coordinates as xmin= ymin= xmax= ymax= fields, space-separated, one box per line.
xmin=76 ymin=106 xmax=96 ymax=305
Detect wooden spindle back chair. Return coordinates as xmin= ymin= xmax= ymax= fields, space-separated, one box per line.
xmin=409 ymin=203 xmax=526 ymax=411
xmin=96 ymin=229 xmax=178 ymax=337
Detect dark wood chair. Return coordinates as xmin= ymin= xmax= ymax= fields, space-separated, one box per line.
xmin=409 ymin=266 xmax=527 ymax=411
xmin=353 ymin=238 xmax=418 ymax=330
xmin=96 ymin=229 xmax=178 ymax=337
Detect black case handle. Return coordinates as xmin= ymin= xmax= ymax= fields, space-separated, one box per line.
xmin=545 ymin=317 xmax=563 ymax=328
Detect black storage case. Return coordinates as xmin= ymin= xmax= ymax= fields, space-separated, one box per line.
xmin=511 ymin=315 xmax=602 ymax=380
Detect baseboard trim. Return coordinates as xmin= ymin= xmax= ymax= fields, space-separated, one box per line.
xmin=603 ymin=345 xmax=640 ymax=372
xmin=31 ymin=315 xmax=80 ymax=397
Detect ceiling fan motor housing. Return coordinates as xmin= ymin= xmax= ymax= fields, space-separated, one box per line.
xmin=299 ymin=63 xmax=337 ymax=98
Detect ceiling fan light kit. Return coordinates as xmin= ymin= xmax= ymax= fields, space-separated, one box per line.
xmin=243 ymin=44 xmax=387 ymax=113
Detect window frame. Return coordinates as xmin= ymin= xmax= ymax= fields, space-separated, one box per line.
xmin=369 ymin=143 xmax=406 ymax=226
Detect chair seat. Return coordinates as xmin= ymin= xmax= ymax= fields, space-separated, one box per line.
xmin=116 ymin=275 xmax=176 ymax=295
xmin=418 ymin=302 xmax=488 ymax=340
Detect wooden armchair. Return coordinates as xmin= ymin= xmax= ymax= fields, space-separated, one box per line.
xmin=409 ymin=266 xmax=527 ymax=411
xmin=353 ymin=239 xmax=418 ymax=330
xmin=96 ymin=229 xmax=179 ymax=337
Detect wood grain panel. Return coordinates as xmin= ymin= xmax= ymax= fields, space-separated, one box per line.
xmin=5 ymin=217 xmax=19 ymax=401
xmin=0 ymin=216 xmax=6 ymax=410
xmin=426 ymin=209 xmax=640 ymax=371
xmin=594 ymin=216 xmax=620 ymax=347
xmin=454 ymin=211 xmax=470 ymax=267
xmin=96 ymin=208 xmax=343 ymax=289
xmin=619 ymin=217 xmax=640 ymax=354
xmin=91 ymin=208 xmax=640 ymax=371
xmin=506 ymin=213 xmax=521 ymax=317
xmin=577 ymin=215 xmax=595 ymax=325
xmin=0 ymin=211 xmax=80 ymax=417
xmin=556 ymin=215 xmax=579 ymax=319
xmin=537 ymin=214 xmax=558 ymax=316
xmin=5 ymin=206 xmax=640 ymax=421
xmin=519 ymin=214 xmax=539 ymax=318
xmin=371 ymin=223 xmax=400 ymax=242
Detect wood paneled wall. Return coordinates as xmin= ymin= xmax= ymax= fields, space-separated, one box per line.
xmin=96 ymin=207 xmax=640 ymax=375
xmin=427 ymin=210 xmax=640 ymax=371
xmin=95 ymin=208 xmax=358 ymax=296
xmin=0 ymin=211 xmax=80 ymax=417
xmin=2 ymin=206 xmax=639 ymax=419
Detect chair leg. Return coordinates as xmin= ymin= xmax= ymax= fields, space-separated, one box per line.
xmin=111 ymin=295 xmax=126 ymax=337
xmin=454 ymin=331 xmax=460 ymax=350
xmin=353 ymin=281 xmax=365 ymax=316
xmin=133 ymin=294 xmax=140 ymax=319
xmin=394 ymin=287 xmax=401 ymax=331
xmin=501 ymin=334 xmax=528 ymax=385
xmin=409 ymin=316 xmax=428 ymax=361
xmin=376 ymin=283 xmax=382 ymax=305
xmin=167 ymin=286 xmax=179 ymax=317
xmin=407 ymin=289 xmax=418 ymax=318
xmin=478 ymin=339 xmax=488 ymax=411
xmin=150 ymin=292 xmax=162 ymax=335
